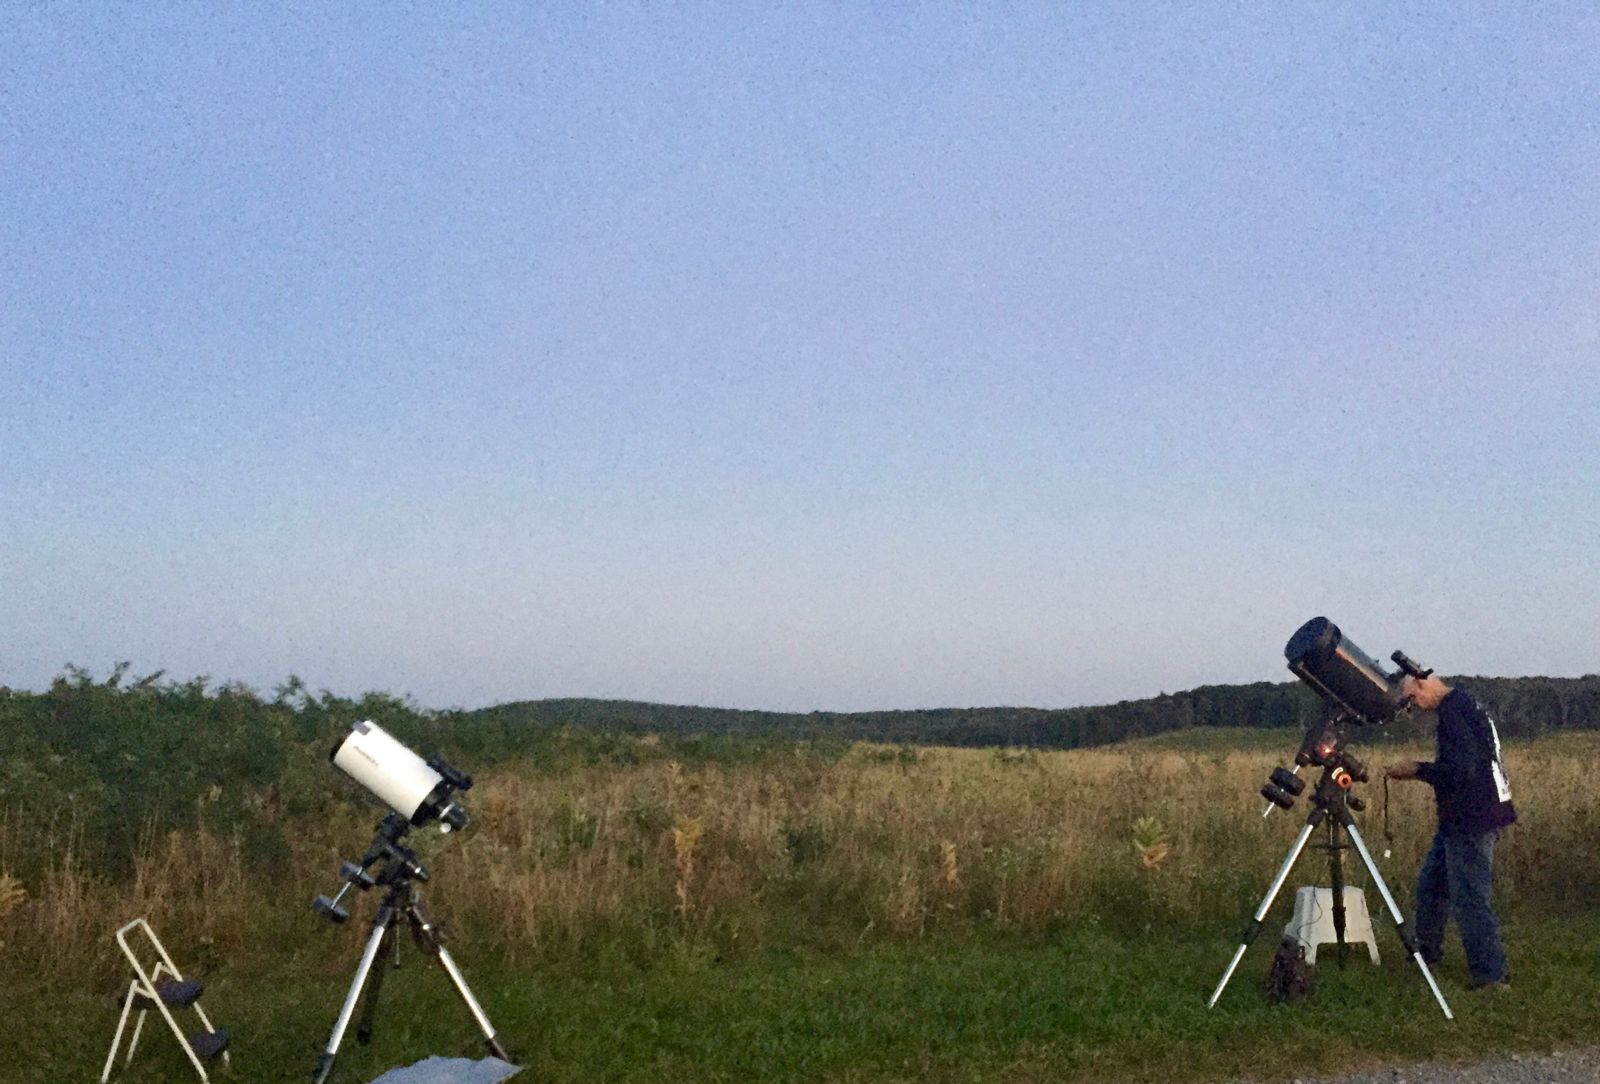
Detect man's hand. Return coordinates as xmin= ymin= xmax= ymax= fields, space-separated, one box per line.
xmin=1385 ymin=760 xmax=1422 ymax=780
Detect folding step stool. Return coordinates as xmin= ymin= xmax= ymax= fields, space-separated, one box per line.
xmin=102 ymin=917 xmax=231 ymax=1082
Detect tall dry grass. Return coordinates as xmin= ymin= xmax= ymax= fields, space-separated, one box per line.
xmin=8 ymin=733 xmax=1596 ymax=978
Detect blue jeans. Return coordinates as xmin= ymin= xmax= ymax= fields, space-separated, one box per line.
xmin=1413 ymin=828 xmax=1508 ymax=984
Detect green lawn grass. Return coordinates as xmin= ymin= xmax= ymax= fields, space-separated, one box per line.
xmin=26 ymin=907 xmax=1599 ymax=1084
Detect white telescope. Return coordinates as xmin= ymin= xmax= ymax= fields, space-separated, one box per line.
xmin=330 ymin=720 xmax=471 ymax=830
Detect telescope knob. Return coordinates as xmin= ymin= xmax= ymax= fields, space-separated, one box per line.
xmin=313 ymin=895 xmax=350 ymax=924
xmin=1348 ymin=795 xmax=1367 ymax=812
xmin=339 ymin=861 xmax=377 ymax=889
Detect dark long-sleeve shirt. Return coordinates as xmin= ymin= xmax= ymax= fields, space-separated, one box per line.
xmin=1414 ymin=686 xmax=1517 ymax=834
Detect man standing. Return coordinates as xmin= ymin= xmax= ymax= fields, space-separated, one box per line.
xmin=1386 ymin=671 xmax=1516 ymax=989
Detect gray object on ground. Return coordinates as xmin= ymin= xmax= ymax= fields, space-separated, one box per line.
xmin=366 ymin=1055 xmax=521 ymax=1084
xmin=1231 ymin=1046 xmax=1600 ymax=1084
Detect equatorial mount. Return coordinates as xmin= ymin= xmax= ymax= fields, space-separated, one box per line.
xmin=313 ymin=813 xmax=427 ymax=925
xmin=1260 ymin=710 xmax=1370 ymax=816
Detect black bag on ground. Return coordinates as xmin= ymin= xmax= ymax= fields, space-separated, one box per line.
xmin=1267 ymin=936 xmax=1314 ymax=1002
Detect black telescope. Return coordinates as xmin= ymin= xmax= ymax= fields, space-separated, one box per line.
xmin=1209 ymin=617 xmax=1455 ymax=1019
xmin=1284 ymin=617 xmax=1409 ymax=725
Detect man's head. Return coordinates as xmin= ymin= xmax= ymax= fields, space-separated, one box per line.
xmin=1401 ymin=672 xmax=1452 ymax=711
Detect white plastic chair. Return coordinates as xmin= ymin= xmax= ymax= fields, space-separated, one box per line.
xmin=1284 ymin=885 xmax=1380 ymax=965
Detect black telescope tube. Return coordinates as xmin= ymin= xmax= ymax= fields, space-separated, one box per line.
xmin=1285 ymin=617 xmax=1406 ymax=725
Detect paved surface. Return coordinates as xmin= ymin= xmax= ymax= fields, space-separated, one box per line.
xmin=1249 ymin=1048 xmax=1600 ymax=1084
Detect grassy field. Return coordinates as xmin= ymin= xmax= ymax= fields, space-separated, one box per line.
xmin=7 ymin=730 xmax=1598 ymax=1083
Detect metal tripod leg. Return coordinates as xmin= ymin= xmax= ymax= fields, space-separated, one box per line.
xmin=355 ymin=923 xmax=398 ymax=1046
xmin=313 ymin=903 xmax=397 ymax=1084
xmin=1339 ymin=814 xmax=1454 ymax=1020
xmin=1328 ymin=820 xmax=1348 ymax=966
xmin=435 ymin=946 xmax=510 ymax=1060
xmin=1207 ymin=816 xmax=1322 ymax=1008
xmin=401 ymin=894 xmax=510 ymax=1061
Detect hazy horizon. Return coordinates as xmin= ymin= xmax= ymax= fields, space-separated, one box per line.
xmin=5 ymin=8 xmax=1597 ymax=713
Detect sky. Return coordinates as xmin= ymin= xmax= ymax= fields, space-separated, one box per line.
xmin=3 ymin=6 xmax=1598 ymax=712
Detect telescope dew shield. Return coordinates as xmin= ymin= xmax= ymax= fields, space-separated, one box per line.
xmin=331 ymin=720 xmax=456 ymax=826
xmin=1284 ymin=617 xmax=1406 ymax=725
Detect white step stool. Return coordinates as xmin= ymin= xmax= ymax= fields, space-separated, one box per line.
xmin=1284 ymin=886 xmax=1380 ymax=965
xmin=102 ymin=917 xmax=231 ymax=1082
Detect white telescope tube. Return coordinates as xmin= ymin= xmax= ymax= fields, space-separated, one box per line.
xmin=331 ymin=720 xmax=446 ymax=825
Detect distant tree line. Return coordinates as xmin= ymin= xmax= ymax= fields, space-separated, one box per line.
xmin=6 ymin=666 xmax=1597 ymax=878
xmin=471 ymin=673 xmax=1600 ymax=749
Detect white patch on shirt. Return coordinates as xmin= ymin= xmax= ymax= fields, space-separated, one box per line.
xmin=1485 ymin=712 xmax=1513 ymax=803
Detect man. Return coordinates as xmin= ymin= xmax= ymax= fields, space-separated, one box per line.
xmin=1385 ymin=671 xmax=1516 ymax=989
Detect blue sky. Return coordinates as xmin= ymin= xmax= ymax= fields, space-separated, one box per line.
xmin=4 ymin=6 xmax=1597 ymax=711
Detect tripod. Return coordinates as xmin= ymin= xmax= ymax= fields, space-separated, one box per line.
xmin=312 ymin=815 xmax=511 ymax=1083
xmin=1207 ymin=761 xmax=1454 ymax=1018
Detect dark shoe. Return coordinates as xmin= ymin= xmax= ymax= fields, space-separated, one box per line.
xmin=1468 ymin=976 xmax=1510 ymax=991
